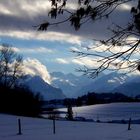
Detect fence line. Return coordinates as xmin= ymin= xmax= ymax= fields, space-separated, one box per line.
xmin=0 ymin=113 xmax=139 ymax=137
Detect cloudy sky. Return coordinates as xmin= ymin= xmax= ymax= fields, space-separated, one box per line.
xmin=0 ymin=0 xmax=137 ymax=82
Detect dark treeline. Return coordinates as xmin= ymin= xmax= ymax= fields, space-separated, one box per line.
xmin=0 ymin=85 xmax=43 ymax=117
xmin=75 ymin=92 xmax=137 ymax=106
xmin=46 ymin=92 xmax=140 ymax=108
xmin=0 ymin=44 xmax=43 ymax=117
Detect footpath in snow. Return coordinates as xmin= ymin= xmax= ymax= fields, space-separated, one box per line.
xmin=0 ymin=114 xmax=140 ymax=140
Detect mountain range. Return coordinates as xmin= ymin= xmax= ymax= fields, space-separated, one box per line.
xmin=20 ymin=71 xmax=140 ymax=101
xmin=20 ymin=75 xmax=66 ymax=101
xmin=51 ymin=72 xmax=104 ymax=97
xmin=50 ymin=72 xmax=140 ymax=97
xmin=112 ymin=75 xmax=140 ymax=96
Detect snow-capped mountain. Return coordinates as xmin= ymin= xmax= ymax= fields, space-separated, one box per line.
xmin=51 ymin=71 xmax=140 ymax=97
xmin=76 ymin=72 xmax=131 ymax=96
xmin=50 ymin=72 xmax=104 ymax=97
xmin=21 ymin=75 xmax=66 ymax=101
xmin=20 ymin=72 xmax=140 ymax=100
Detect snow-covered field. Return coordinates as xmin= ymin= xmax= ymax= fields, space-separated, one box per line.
xmin=59 ymin=103 xmax=140 ymax=121
xmin=0 ymin=114 xmax=140 ymax=140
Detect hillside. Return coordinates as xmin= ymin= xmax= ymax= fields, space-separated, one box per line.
xmin=22 ymin=75 xmax=66 ymax=101
xmin=113 ymin=82 xmax=140 ymax=96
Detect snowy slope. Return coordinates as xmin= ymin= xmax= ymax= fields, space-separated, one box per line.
xmin=0 ymin=113 xmax=140 ymax=140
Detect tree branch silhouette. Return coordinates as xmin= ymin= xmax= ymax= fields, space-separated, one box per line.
xmin=36 ymin=0 xmax=140 ymax=77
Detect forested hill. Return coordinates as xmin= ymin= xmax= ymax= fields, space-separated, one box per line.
xmin=44 ymin=92 xmax=140 ymax=108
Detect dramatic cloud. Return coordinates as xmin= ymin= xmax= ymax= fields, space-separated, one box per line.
xmin=0 ymin=0 xmax=136 ymax=41
xmin=0 ymin=30 xmax=83 ymax=45
xmin=0 ymin=0 xmax=138 ymax=75
xmin=23 ymin=58 xmax=51 ymax=84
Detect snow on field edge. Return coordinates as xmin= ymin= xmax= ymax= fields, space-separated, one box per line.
xmin=0 ymin=113 xmax=140 ymax=140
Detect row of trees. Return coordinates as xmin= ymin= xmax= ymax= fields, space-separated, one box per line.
xmin=75 ymin=92 xmax=136 ymax=106
xmin=47 ymin=92 xmax=140 ymax=108
xmin=0 ymin=44 xmax=43 ymax=117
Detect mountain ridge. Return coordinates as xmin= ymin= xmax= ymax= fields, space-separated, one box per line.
xmin=51 ymin=71 xmax=140 ymax=97
xmin=20 ymin=75 xmax=66 ymax=101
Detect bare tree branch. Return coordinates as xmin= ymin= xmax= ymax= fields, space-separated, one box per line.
xmin=0 ymin=44 xmax=23 ymax=88
xmin=36 ymin=0 xmax=140 ymax=77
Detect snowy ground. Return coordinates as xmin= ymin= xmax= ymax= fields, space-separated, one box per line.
xmin=0 ymin=114 xmax=140 ymax=140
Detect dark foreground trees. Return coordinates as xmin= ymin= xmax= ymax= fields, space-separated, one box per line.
xmin=0 ymin=44 xmax=43 ymax=117
xmin=0 ymin=85 xmax=43 ymax=117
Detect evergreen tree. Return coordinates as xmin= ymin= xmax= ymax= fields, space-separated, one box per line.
xmin=66 ymin=105 xmax=73 ymax=120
